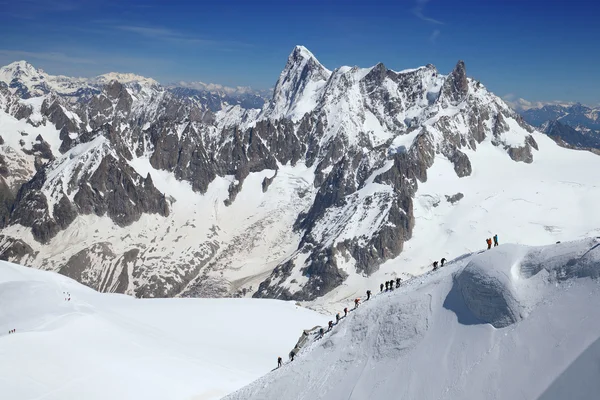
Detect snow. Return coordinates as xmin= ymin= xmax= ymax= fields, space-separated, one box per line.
xmin=225 ymin=238 xmax=600 ymax=400
xmin=42 ymin=136 xmax=112 ymax=212
xmin=0 ymin=261 xmax=328 ymax=400
xmin=93 ymin=72 xmax=159 ymax=87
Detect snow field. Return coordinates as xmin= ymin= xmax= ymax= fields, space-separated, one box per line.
xmin=0 ymin=261 xmax=328 ymax=400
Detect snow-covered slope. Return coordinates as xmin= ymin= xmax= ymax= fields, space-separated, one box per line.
xmin=0 ymin=260 xmax=328 ymax=400
xmin=226 ymin=237 xmax=600 ymax=400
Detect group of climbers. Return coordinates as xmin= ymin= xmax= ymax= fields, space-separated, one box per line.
xmin=380 ymin=278 xmax=402 ymax=292
xmin=7 ymin=329 xmax=15 ymax=334
xmin=278 ymin=286 xmax=394 ymax=368
xmin=486 ymin=234 xmax=499 ymax=249
xmin=278 ymin=234 xmax=506 ymax=368
xmin=432 ymin=257 xmax=447 ymax=271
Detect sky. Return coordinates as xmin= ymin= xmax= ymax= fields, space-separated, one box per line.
xmin=0 ymin=0 xmax=598 ymax=104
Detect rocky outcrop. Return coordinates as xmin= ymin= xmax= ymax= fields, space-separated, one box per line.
xmin=507 ymin=135 xmax=538 ymax=164
xmin=74 ymin=155 xmax=169 ymax=227
xmin=441 ymin=60 xmax=468 ymax=105
xmin=0 ymin=235 xmax=37 ymax=263
xmin=446 ymin=193 xmax=464 ymax=204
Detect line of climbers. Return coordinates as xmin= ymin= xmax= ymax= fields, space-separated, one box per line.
xmin=278 ymin=235 xmax=506 ymax=368
xmin=278 ymin=278 xmax=405 ymax=368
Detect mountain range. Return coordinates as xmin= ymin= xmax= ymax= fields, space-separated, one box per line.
xmin=1 ymin=46 xmax=599 ymax=307
xmin=518 ymin=103 xmax=600 ymax=152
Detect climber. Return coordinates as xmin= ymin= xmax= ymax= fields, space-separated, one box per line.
xmin=493 ymin=234 xmax=499 ymax=247
xmin=319 ymin=327 xmax=324 ymax=336
xmin=385 ymin=281 xmax=389 ymax=291
xmin=354 ymin=298 xmax=360 ymax=308
xmin=344 ymin=307 xmax=348 ymax=317
xmin=278 ymin=356 xmax=283 ymax=368
xmin=486 ymin=238 xmax=492 ymax=250
xmin=289 ymin=349 xmax=296 ymax=361
xmin=336 ymin=313 xmax=341 ymax=323
xmin=396 ymin=277 xmax=401 ymax=288
xmin=380 ymin=283 xmax=384 ymax=292
xmin=388 ymin=280 xmax=394 ymax=291
xmin=328 ymin=320 xmax=334 ymax=331
xmin=441 ymin=257 xmax=446 ymax=267
xmin=433 ymin=261 xmax=439 ymax=271
xmin=366 ymin=290 xmax=371 ymax=300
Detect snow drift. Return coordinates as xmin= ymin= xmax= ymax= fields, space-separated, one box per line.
xmin=225 ymin=238 xmax=600 ymax=400
xmin=0 ymin=261 xmax=328 ymax=400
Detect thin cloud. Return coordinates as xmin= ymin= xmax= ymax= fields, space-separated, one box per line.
xmin=0 ymin=49 xmax=96 ymax=64
xmin=115 ymin=25 xmax=247 ymax=47
xmin=430 ymin=29 xmax=441 ymax=43
xmin=413 ymin=0 xmax=444 ymax=25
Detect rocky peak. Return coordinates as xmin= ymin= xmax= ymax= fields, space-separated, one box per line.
xmin=440 ymin=60 xmax=468 ymax=105
xmin=261 ymin=46 xmax=332 ymax=121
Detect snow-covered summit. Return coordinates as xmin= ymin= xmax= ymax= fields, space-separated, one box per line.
xmin=260 ymin=45 xmax=332 ymax=121
xmin=0 ymin=60 xmax=39 ymax=81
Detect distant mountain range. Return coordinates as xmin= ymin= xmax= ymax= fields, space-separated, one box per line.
xmin=517 ymin=103 xmax=600 ymax=152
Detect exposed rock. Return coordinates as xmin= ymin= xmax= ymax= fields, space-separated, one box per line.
xmin=262 ymin=170 xmax=278 ymax=193
xmin=446 ymin=193 xmax=464 ymax=204
xmin=441 ymin=60 xmax=469 ymax=104
xmin=59 ymin=243 xmax=116 ymax=289
xmin=447 ymin=149 xmax=472 ymax=177
xmin=74 ymin=155 xmax=169 ymax=227
xmin=0 ymin=235 xmax=37 ymax=263
xmin=507 ymin=145 xmax=533 ymax=163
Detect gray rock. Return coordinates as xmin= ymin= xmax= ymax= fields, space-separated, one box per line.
xmin=445 ymin=193 xmax=464 ymax=204
xmin=0 ymin=235 xmax=37 ymax=263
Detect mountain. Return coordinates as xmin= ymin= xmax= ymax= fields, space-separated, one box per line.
xmin=0 ymin=259 xmax=327 ymax=400
xmin=542 ymin=120 xmax=600 ymax=154
xmin=1 ymin=47 xmax=600 ymax=307
xmin=519 ymin=103 xmax=600 ymax=151
xmin=226 ymin=238 xmax=600 ymax=400
xmin=521 ymin=103 xmax=600 ymax=130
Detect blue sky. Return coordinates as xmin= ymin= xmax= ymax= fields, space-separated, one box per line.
xmin=0 ymin=0 xmax=598 ymax=104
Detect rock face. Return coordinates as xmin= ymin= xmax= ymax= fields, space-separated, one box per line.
xmin=0 ymin=50 xmax=544 ymax=301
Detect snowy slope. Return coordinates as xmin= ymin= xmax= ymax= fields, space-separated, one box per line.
xmin=0 ymin=261 xmax=328 ymax=400
xmin=226 ymin=237 xmax=600 ymax=400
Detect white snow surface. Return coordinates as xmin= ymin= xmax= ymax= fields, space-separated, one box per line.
xmin=226 ymin=238 xmax=600 ymax=400
xmin=0 ymin=261 xmax=328 ymax=400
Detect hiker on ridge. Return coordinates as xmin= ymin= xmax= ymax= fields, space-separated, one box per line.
xmin=278 ymin=356 xmax=283 ymax=368
xmin=441 ymin=258 xmax=446 ymax=267
xmin=366 ymin=290 xmax=371 ymax=300
xmin=493 ymin=234 xmax=499 ymax=247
